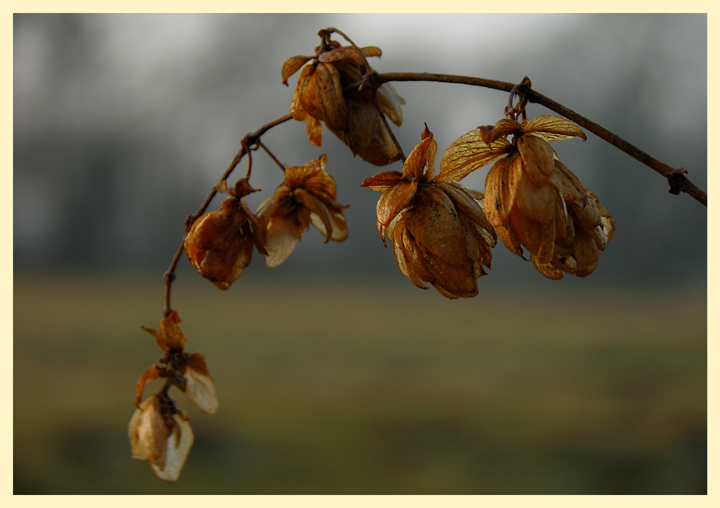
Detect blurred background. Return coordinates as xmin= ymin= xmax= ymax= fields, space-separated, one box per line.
xmin=14 ymin=13 xmax=707 ymax=494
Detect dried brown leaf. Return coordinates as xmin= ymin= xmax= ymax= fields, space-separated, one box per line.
xmin=282 ymin=56 xmax=312 ymax=85
xmin=524 ymin=115 xmax=587 ymax=141
xmin=437 ymin=129 xmax=510 ymax=183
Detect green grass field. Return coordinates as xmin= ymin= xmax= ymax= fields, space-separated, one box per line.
xmin=14 ymin=272 xmax=706 ymax=494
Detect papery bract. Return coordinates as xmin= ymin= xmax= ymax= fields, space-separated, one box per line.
xmin=257 ymin=154 xmax=349 ymax=268
xmin=362 ymin=126 xmax=496 ymax=298
xmin=284 ymin=36 xmax=405 ymax=166
xmin=136 ymin=312 xmax=218 ymax=414
xmin=442 ymin=116 xmax=614 ymax=279
xmin=129 ymin=394 xmax=194 ymax=482
xmin=184 ymin=196 xmax=267 ymax=290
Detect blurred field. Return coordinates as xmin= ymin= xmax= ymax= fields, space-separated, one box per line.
xmin=13 ymin=272 xmax=706 ymax=494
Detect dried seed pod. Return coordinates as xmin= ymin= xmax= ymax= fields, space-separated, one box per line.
xmin=184 ymin=198 xmax=265 ymax=290
xmin=443 ymin=115 xmax=614 ymax=279
xmin=129 ymin=394 xmax=194 ymax=482
xmin=362 ymin=126 xmax=496 ymax=298
xmin=257 ymin=154 xmax=349 ymax=268
xmin=283 ymin=36 xmax=405 ymax=166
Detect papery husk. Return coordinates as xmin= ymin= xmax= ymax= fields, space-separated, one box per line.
xmin=184 ymin=353 xmax=218 ymax=415
xmin=257 ymin=156 xmax=349 ymax=268
xmin=184 ymin=199 xmax=262 ymax=290
xmin=517 ymin=135 xmax=556 ymax=187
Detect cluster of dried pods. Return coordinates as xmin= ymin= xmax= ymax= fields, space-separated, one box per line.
xmin=131 ymin=28 xmax=614 ymax=481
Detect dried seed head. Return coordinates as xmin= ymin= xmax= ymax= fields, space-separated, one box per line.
xmin=184 ymin=197 xmax=266 ymax=290
xmin=128 ymin=393 xmax=194 ymax=482
xmin=283 ymin=34 xmax=405 ymax=166
xmin=443 ymin=115 xmax=613 ymax=279
xmin=363 ymin=126 xmax=496 ymax=298
xmin=257 ymin=155 xmax=349 ymax=268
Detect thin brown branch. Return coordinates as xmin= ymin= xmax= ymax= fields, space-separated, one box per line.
xmin=258 ymin=140 xmax=288 ymax=173
xmin=525 ymin=89 xmax=707 ymax=206
xmin=376 ymin=71 xmax=706 ymax=207
xmin=162 ymin=112 xmax=293 ymax=317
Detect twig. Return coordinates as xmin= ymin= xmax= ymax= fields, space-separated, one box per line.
xmin=258 ymin=140 xmax=288 ymax=173
xmin=162 ymin=112 xmax=293 ymax=317
xmin=376 ymin=72 xmax=706 ymax=207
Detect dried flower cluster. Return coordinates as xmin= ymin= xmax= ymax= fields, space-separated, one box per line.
xmin=283 ymin=30 xmax=405 ymax=166
xmin=183 ymin=159 xmax=349 ymax=289
xmin=257 ymin=154 xmax=349 ymax=267
xmin=441 ymin=115 xmax=615 ymax=279
xmin=362 ymin=125 xmax=496 ymax=298
xmin=132 ymin=28 xmax=621 ymax=483
xmin=129 ymin=311 xmax=217 ymax=481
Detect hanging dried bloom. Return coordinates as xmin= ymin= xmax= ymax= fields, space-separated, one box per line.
xmin=131 ymin=311 xmax=217 ymax=481
xmin=283 ymin=31 xmax=405 ymax=166
xmin=362 ymin=125 xmax=497 ymax=299
xmin=441 ymin=115 xmax=615 ymax=279
xmin=136 ymin=311 xmax=218 ymax=414
xmin=129 ymin=393 xmax=194 ymax=482
xmin=257 ymin=154 xmax=349 ymax=268
xmin=184 ymin=179 xmax=267 ymax=290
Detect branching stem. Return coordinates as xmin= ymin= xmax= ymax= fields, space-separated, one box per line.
xmin=162 ymin=112 xmax=293 ymax=317
xmin=376 ymin=71 xmax=706 ymax=207
xmin=258 ymin=140 xmax=288 ymax=172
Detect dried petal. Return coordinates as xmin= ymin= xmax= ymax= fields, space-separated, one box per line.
xmin=295 ymin=187 xmax=334 ymax=243
xmin=569 ymin=190 xmax=602 ymax=232
xmin=495 ymin=223 xmax=524 ymax=258
xmin=281 ymin=56 xmax=312 ymax=85
xmin=524 ymin=115 xmax=587 ymax=141
xmin=134 ymin=363 xmax=163 ymax=408
xmin=184 ymin=353 xmax=218 ymax=415
xmin=376 ymin=179 xmax=418 ymax=235
xmin=508 ymin=208 xmax=542 ymax=256
xmin=489 ymin=119 xmax=522 ymax=143
xmin=535 ymin=215 xmax=556 ymax=264
xmin=129 ymin=395 xmax=165 ymax=462
xmin=402 ymin=129 xmax=436 ymax=181
xmin=305 ymin=115 xmax=323 ymax=147
xmin=151 ymin=413 xmax=193 ymax=482
xmin=549 ymin=159 xmax=587 ymax=203
xmin=361 ymin=46 xmax=383 ymax=58
xmin=376 ymin=83 xmax=404 ymax=126
xmin=517 ymin=135 xmax=556 ymax=186
xmin=260 ymin=213 xmax=299 ymax=268
xmin=390 ymin=215 xmax=431 ymax=290
xmin=140 ymin=310 xmax=186 ymax=353
xmin=571 ymin=228 xmax=601 ymax=277
xmin=361 ymin=170 xmax=404 ymax=192
xmin=438 ymin=129 xmax=511 ymax=183
xmin=597 ymin=200 xmax=616 ymax=243
xmin=315 ymin=209 xmax=348 ymax=242
xmin=484 ymin=156 xmax=521 ymax=227
xmin=300 ymin=63 xmax=346 ymax=132
xmin=514 ymin=173 xmax=556 ymax=224
xmin=531 ymin=254 xmax=564 ymax=280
